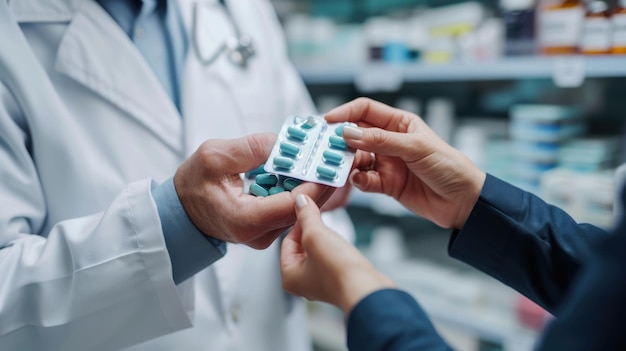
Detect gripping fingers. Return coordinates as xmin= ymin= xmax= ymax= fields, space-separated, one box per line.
xmin=246 ymin=227 xmax=291 ymax=250
xmin=241 ymin=192 xmax=299 ymax=234
xmin=294 ymin=194 xmax=323 ymax=225
xmin=325 ymin=98 xmax=412 ymax=132
xmin=293 ymin=194 xmax=337 ymax=253
xmin=201 ymin=133 xmax=277 ymax=175
xmin=352 ymin=150 xmax=377 ymax=171
xmin=290 ymin=182 xmax=335 ymax=210
xmin=343 ymin=126 xmax=416 ymax=161
xmin=350 ymin=169 xmax=385 ymax=194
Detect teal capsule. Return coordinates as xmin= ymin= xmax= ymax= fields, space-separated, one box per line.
xmin=329 ymin=135 xmax=348 ymax=150
xmin=269 ymin=186 xmax=286 ymax=195
xmin=283 ymin=178 xmax=302 ymax=191
xmin=301 ymin=116 xmax=317 ymax=129
xmin=316 ymin=165 xmax=337 ymax=180
xmin=334 ymin=125 xmax=345 ymax=137
xmin=250 ymin=183 xmax=269 ymax=197
xmin=245 ymin=164 xmax=266 ymax=179
xmin=287 ymin=126 xmax=307 ymax=142
xmin=323 ymin=150 xmax=343 ymax=165
xmin=273 ymin=156 xmax=294 ymax=170
xmin=256 ymin=173 xmax=278 ymax=187
xmin=279 ymin=142 xmax=300 ymax=158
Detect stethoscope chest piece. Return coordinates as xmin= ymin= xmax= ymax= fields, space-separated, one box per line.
xmin=225 ymin=35 xmax=255 ymax=68
xmin=192 ymin=0 xmax=256 ymax=69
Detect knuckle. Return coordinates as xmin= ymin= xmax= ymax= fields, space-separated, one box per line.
xmin=349 ymin=97 xmax=373 ymax=122
xmin=196 ymin=141 xmax=225 ymax=171
xmin=397 ymin=112 xmax=415 ymax=131
xmin=370 ymin=128 xmax=388 ymax=144
xmin=245 ymin=135 xmax=264 ymax=158
xmin=197 ymin=141 xmax=215 ymax=162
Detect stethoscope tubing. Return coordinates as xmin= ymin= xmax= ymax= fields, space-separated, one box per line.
xmin=191 ymin=0 xmax=253 ymax=67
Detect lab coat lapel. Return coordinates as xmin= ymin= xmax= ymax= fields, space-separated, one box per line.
xmin=54 ymin=0 xmax=183 ymax=152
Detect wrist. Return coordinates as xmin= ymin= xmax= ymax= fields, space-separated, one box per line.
xmin=338 ymin=271 xmax=395 ymax=314
xmin=453 ymin=168 xmax=486 ymax=230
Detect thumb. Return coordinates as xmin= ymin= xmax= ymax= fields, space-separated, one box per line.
xmin=293 ymin=194 xmax=330 ymax=254
xmin=342 ymin=126 xmax=417 ymax=160
xmin=280 ymin=226 xmax=304 ymax=267
xmin=294 ymin=194 xmax=325 ymax=234
xmin=204 ymin=132 xmax=277 ymax=174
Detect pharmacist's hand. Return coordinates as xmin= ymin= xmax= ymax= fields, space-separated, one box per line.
xmin=281 ymin=194 xmax=394 ymax=314
xmin=175 ymin=133 xmax=335 ymax=250
xmin=326 ymin=98 xmax=486 ymax=229
xmin=320 ymin=182 xmax=352 ymax=212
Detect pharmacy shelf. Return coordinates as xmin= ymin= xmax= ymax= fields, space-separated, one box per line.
xmin=297 ymin=55 xmax=626 ymax=86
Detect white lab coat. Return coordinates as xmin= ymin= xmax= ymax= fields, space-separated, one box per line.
xmin=0 ymin=0 xmax=353 ymax=350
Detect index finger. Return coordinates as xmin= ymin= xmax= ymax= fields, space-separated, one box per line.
xmin=324 ymin=98 xmax=416 ymax=133
xmin=204 ymin=132 xmax=278 ymax=175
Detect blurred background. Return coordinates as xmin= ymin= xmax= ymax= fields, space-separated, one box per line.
xmin=271 ymin=0 xmax=626 ymax=350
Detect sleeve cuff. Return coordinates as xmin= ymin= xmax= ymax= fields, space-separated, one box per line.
xmin=347 ymin=289 xmax=450 ymax=351
xmin=448 ymin=174 xmax=525 ymax=275
xmin=151 ymin=178 xmax=226 ymax=284
xmin=448 ymin=173 xmax=611 ymax=311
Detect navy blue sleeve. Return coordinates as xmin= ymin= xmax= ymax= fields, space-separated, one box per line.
xmin=448 ymin=174 xmax=608 ymax=314
xmin=347 ymin=289 xmax=452 ymax=351
xmin=152 ymin=178 xmax=226 ymax=284
xmin=537 ymin=189 xmax=626 ymax=350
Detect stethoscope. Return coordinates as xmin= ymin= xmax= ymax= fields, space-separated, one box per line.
xmin=191 ymin=0 xmax=256 ymax=68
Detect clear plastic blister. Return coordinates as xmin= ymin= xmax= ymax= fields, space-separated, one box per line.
xmin=263 ymin=115 xmax=356 ymax=187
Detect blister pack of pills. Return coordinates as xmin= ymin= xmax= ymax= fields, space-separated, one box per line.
xmin=263 ymin=115 xmax=356 ymax=187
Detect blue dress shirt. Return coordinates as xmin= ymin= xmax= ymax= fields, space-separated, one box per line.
xmin=98 ymin=0 xmax=185 ymax=109
xmin=96 ymin=0 xmax=226 ymax=284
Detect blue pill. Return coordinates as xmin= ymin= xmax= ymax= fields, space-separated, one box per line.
xmin=250 ymin=183 xmax=269 ymax=197
xmin=273 ymin=156 xmax=294 ymax=170
xmin=334 ymin=125 xmax=345 ymax=136
xmin=287 ymin=126 xmax=307 ymax=142
xmin=283 ymin=178 xmax=302 ymax=191
xmin=301 ymin=116 xmax=317 ymax=129
xmin=245 ymin=164 xmax=266 ymax=179
xmin=316 ymin=165 xmax=337 ymax=180
xmin=279 ymin=142 xmax=300 ymax=158
xmin=323 ymin=150 xmax=343 ymax=165
xmin=329 ymin=135 xmax=348 ymax=150
xmin=269 ymin=186 xmax=286 ymax=195
xmin=256 ymin=173 xmax=278 ymax=187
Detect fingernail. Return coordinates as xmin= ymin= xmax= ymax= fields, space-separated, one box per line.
xmin=295 ymin=194 xmax=308 ymax=209
xmin=343 ymin=126 xmax=363 ymax=140
xmin=349 ymin=171 xmax=364 ymax=190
